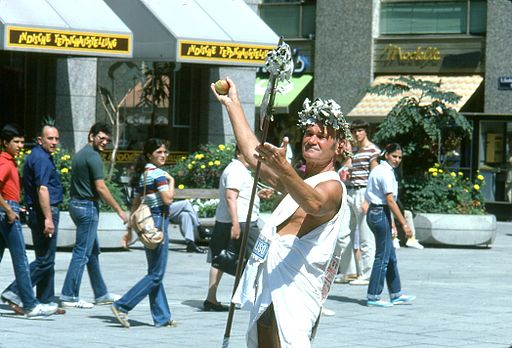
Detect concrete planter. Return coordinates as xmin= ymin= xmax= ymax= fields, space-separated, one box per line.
xmin=23 ymin=212 xmax=127 ymax=249
xmin=413 ymin=213 xmax=497 ymax=247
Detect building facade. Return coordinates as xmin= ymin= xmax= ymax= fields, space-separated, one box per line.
xmin=312 ymin=0 xmax=512 ymax=220
xmin=0 ymin=0 xmax=278 ymax=158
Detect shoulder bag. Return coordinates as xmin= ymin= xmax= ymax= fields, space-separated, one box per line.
xmin=129 ymin=171 xmax=165 ymax=249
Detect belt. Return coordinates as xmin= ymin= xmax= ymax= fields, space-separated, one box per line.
xmin=370 ymin=203 xmax=387 ymax=208
xmin=72 ymin=196 xmax=98 ymax=202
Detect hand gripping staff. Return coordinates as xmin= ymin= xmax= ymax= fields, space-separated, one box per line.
xmin=222 ymin=37 xmax=293 ymax=348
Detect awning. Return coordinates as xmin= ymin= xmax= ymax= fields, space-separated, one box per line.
xmin=105 ymin=0 xmax=279 ymax=65
xmin=0 ymin=0 xmax=132 ymax=57
xmin=255 ymin=75 xmax=313 ymax=114
xmin=348 ymin=75 xmax=484 ymax=121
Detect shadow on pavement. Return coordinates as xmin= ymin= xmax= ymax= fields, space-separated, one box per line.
xmin=328 ymin=294 xmax=367 ymax=306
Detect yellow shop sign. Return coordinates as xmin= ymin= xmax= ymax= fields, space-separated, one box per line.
xmin=6 ymin=26 xmax=131 ymax=55
xmin=179 ymin=40 xmax=274 ymax=65
xmin=384 ymin=44 xmax=441 ymax=62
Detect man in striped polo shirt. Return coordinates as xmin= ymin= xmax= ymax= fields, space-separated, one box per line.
xmin=346 ymin=120 xmax=380 ymax=285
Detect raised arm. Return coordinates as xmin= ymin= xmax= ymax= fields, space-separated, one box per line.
xmin=211 ymin=77 xmax=282 ymax=190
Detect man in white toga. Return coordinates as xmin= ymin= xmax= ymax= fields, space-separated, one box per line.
xmin=212 ymin=78 xmax=352 ymax=348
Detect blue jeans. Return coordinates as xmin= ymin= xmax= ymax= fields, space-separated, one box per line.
xmin=0 ymin=201 xmax=38 ymax=310
xmin=60 ymin=199 xmax=108 ymax=301
xmin=114 ymin=207 xmax=171 ymax=326
xmin=366 ymin=205 xmax=402 ymax=301
xmin=5 ymin=206 xmax=59 ymax=304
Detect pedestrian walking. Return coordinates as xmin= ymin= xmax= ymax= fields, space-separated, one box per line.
xmin=60 ymin=122 xmax=128 ymax=309
xmin=0 ymin=123 xmax=58 ymax=318
xmin=2 ymin=123 xmax=65 ymax=314
xmin=111 ymin=138 xmax=176 ymax=328
xmin=365 ymin=143 xmax=416 ymax=307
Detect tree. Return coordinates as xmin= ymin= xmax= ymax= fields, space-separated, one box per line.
xmin=369 ymin=76 xmax=473 ymax=175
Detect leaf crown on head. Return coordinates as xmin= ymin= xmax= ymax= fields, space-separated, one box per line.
xmin=297 ymin=98 xmax=352 ymax=142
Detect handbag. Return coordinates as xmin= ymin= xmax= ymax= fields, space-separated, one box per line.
xmin=212 ymin=248 xmax=238 ymax=276
xmin=129 ymin=171 xmax=165 ymax=250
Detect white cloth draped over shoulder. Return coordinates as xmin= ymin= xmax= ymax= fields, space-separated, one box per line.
xmin=233 ymin=171 xmax=349 ymax=348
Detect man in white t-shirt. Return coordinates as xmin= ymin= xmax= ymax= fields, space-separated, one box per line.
xmin=204 ymin=147 xmax=271 ymax=311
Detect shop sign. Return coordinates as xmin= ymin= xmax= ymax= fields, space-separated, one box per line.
xmin=384 ymin=44 xmax=441 ymax=64
xmin=178 ymin=40 xmax=274 ymax=65
xmin=6 ymin=26 xmax=131 ymax=55
xmin=498 ymin=77 xmax=512 ymax=90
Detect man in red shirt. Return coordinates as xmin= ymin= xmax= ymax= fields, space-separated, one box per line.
xmin=0 ymin=123 xmax=57 ymax=318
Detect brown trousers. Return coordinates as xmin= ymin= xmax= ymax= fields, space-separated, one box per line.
xmin=257 ymin=303 xmax=281 ymax=348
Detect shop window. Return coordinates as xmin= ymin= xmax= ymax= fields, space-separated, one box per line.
xmin=259 ymin=1 xmax=316 ymax=39
xmin=0 ymin=52 xmax=55 ymax=143
xmin=380 ymin=0 xmax=486 ymax=35
xmin=479 ymin=122 xmax=512 ymax=203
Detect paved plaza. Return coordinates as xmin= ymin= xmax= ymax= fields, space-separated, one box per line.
xmin=1 ymin=222 xmax=511 ymax=348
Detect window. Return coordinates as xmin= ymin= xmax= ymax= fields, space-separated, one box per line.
xmin=479 ymin=122 xmax=512 ymax=203
xmin=0 ymin=52 xmax=56 ymax=144
xmin=380 ymin=1 xmax=486 ymax=35
xmin=259 ymin=1 xmax=316 ymax=39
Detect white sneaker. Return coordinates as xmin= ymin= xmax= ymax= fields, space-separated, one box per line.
xmin=95 ymin=293 xmax=122 ymax=305
xmin=349 ymin=277 xmax=369 ymax=286
xmin=406 ymin=238 xmax=424 ymax=250
xmin=26 ymin=303 xmax=58 ymax=318
xmin=392 ymin=237 xmax=401 ymax=249
xmin=60 ymin=300 xmax=94 ymax=309
xmin=321 ymin=307 xmax=335 ymax=316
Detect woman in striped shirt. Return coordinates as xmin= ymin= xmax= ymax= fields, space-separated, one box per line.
xmin=111 ymin=138 xmax=176 ymax=328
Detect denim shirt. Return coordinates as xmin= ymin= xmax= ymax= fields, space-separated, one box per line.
xmin=23 ymin=144 xmax=63 ymax=206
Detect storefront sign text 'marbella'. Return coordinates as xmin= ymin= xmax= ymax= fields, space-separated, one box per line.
xmin=7 ymin=27 xmax=131 ymax=54
xmin=384 ymin=44 xmax=441 ymax=63
xmin=179 ymin=41 xmax=273 ymax=64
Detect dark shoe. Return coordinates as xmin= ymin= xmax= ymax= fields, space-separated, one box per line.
xmin=186 ymin=241 xmax=206 ymax=254
xmin=203 ymin=300 xmax=229 ymax=312
xmin=197 ymin=225 xmax=212 ymax=239
xmin=1 ymin=295 xmax=24 ymax=315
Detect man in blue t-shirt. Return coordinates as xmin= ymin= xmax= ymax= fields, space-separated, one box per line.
xmin=1 ymin=124 xmax=64 ymax=313
xmin=60 ymin=122 xmax=128 ymax=309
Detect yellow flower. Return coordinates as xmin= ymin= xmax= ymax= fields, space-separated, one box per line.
xmin=26 ymin=150 xmax=31 ymax=154
xmin=477 ymin=175 xmax=484 ymax=181
xmin=181 ymin=156 xmax=186 ymax=160
xmin=218 ymin=144 xmax=225 ymax=151
xmin=434 ymin=163 xmax=440 ymax=168
xmin=194 ymin=153 xmax=204 ymax=160
xmin=450 ymin=172 xmax=456 ymax=177
xmin=178 ymin=184 xmax=185 ymax=189
xmin=458 ymin=172 xmax=463 ymax=176
xmin=187 ymin=164 xmax=193 ymax=170
xmin=448 ymin=184 xmax=452 ymax=188
xmin=438 ymin=169 xmax=444 ymax=173
xmin=428 ymin=168 xmax=437 ymax=173
xmin=201 ymin=165 xmax=206 ymax=169
xmin=61 ymin=168 xmax=69 ymax=174
xmin=208 ymin=161 xmax=214 ymax=166
xmin=432 ymin=172 xmax=438 ymax=177
xmin=214 ymin=160 xmax=221 ymax=166
xmin=191 ymin=161 xmax=196 ymax=165
xmin=473 ymin=184 xmax=480 ymax=190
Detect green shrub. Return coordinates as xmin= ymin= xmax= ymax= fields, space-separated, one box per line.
xmin=403 ymin=164 xmax=486 ymax=215
xmin=168 ymin=143 xmax=235 ymax=189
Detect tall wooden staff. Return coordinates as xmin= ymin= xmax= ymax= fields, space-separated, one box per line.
xmin=222 ymin=37 xmax=293 ymax=348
